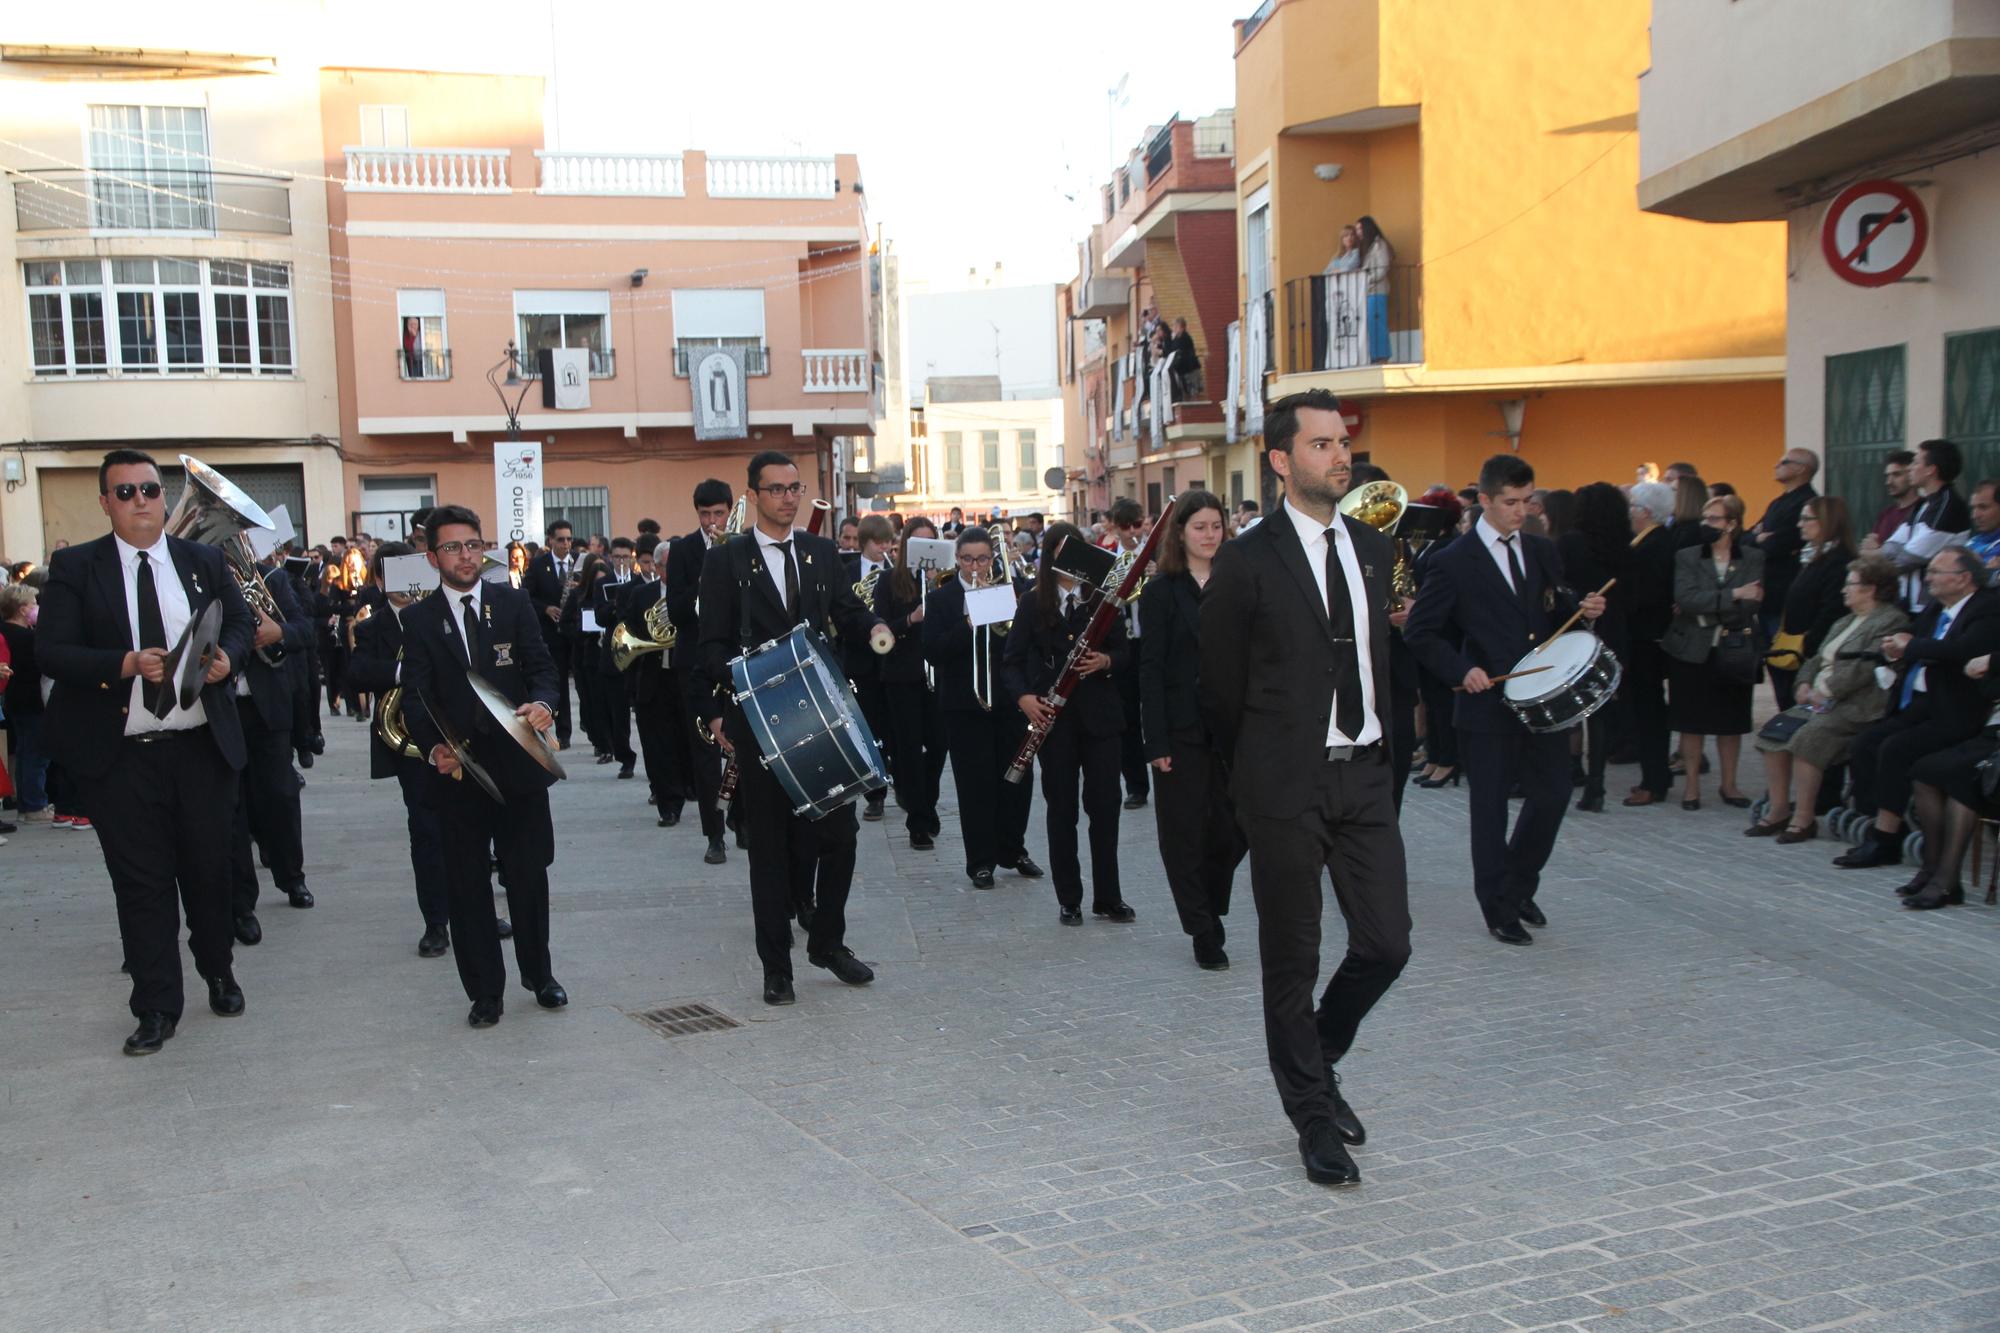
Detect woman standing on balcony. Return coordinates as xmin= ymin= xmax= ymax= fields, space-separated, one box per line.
xmin=1358 ymin=215 xmax=1394 ymax=364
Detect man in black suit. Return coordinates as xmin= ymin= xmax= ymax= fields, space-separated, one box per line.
xmin=228 ymin=555 xmax=315 ymax=945
xmin=401 ymin=505 xmax=566 ymax=1028
xmin=37 ymin=449 xmax=256 ymax=1056
xmin=667 ymin=479 xmax=735 ymax=863
xmin=1404 ymin=454 xmax=1606 ymax=946
xmin=696 ymin=452 xmax=888 ymax=1006
xmin=285 ymin=545 xmax=326 ymax=766
xmin=841 ymin=515 xmax=896 ymax=822
xmin=922 ymin=526 xmax=1042 ymax=889
xmin=620 ymin=534 xmax=682 ymax=826
xmin=345 ymin=542 xmax=452 ymax=958
xmin=590 ymin=536 xmax=640 ymax=778
xmin=1106 ymin=497 xmax=1152 ymax=809
xmin=1201 ymin=391 xmax=1407 ymax=1186
xmin=1834 ymin=546 xmax=2000 ymax=870
xmin=523 ymin=517 xmax=579 ymax=747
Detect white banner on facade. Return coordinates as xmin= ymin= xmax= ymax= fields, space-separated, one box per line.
xmin=545 ymin=347 xmax=592 ymax=409
xmin=1245 ymin=298 xmax=1268 ymax=437
xmin=493 ymin=440 xmax=544 ymax=548
xmin=691 ymin=347 xmax=748 ymax=441
xmin=1224 ymin=320 xmax=1241 ymax=444
xmin=1111 ymin=372 xmax=1125 ymax=441
xmin=1149 ymin=357 xmax=1174 ymax=447
xmin=1325 ymin=270 xmax=1366 ymax=371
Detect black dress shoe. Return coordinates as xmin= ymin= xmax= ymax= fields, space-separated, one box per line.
xmin=1058 ymin=906 xmax=1084 ymax=926
xmin=1892 ymin=868 xmax=1934 ymax=897
xmin=661 ymin=807 xmax=682 ymax=827
xmin=308 ymin=733 xmax=325 ymax=756
xmin=810 ymin=947 xmax=875 ymax=985
xmin=123 ymin=1012 xmax=176 ymax=1056
xmin=704 ymin=839 xmax=727 ymax=865
xmin=617 ymin=762 xmax=635 ymax=779
xmin=795 ymin=901 xmax=816 ymax=933
xmin=1093 ymin=901 xmax=1137 ymax=923
xmin=1327 ymin=1069 xmax=1366 ymax=1146
xmin=496 ymin=917 xmax=513 ymax=939
xmin=595 ymin=752 xmax=614 ymax=764
xmin=910 ymin=829 xmax=935 ymax=850
xmin=285 ymin=885 xmax=314 ymax=909
xmin=1299 ymin=1123 xmax=1361 ymax=1185
xmin=298 ymin=751 xmax=314 ymax=770
xmin=862 ymin=800 xmax=885 ymax=822
xmin=1517 ymin=901 xmax=1547 ymax=928
xmin=1194 ymin=945 xmax=1230 ymax=971
xmin=1122 ymin=792 xmax=1148 ymax=810
xmin=1833 ymin=834 xmax=1905 ymax=869
xmin=234 ymin=913 xmax=262 ymax=946
xmin=206 ymin=973 xmax=245 ymax=1017
xmin=1489 ymin=921 xmax=1534 ymax=945
xmin=763 ymin=975 xmax=797 ymax=1005
xmin=535 ymin=980 xmax=569 ymax=1009
xmin=1905 ymin=882 xmax=1964 ymax=910
xmin=1005 ymin=855 xmax=1045 ymax=879
xmin=1719 ymin=793 xmax=1753 ymax=809
xmin=467 ymin=997 xmax=503 ymax=1028
xmin=1574 ymin=792 xmax=1604 ymax=813
xmin=970 ymin=869 xmax=996 ymax=889
xmin=418 ymin=926 xmax=450 ymax=958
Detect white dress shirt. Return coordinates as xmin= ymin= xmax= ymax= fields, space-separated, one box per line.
xmin=444 ymin=579 xmax=485 ymax=666
xmin=1282 ymin=499 xmax=1382 ymax=747
xmin=1474 ymin=514 xmax=1529 ymax=594
xmin=753 ymin=524 xmax=802 ymax=614
xmin=117 ymin=533 xmax=202 ymax=735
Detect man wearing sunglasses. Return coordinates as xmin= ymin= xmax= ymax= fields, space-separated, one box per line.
xmin=38 ymin=449 xmax=256 ymax=1056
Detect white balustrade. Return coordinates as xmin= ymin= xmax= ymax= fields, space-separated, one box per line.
xmin=706 ymin=155 xmax=838 ymax=198
xmin=536 ymin=152 xmax=685 ymax=196
xmin=343 ymin=147 xmax=511 ymax=194
xmin=801 ymin=349 xmax=868 ymax=393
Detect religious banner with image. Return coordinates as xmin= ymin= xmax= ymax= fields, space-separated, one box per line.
xmin=1245 ymin=298 xmax=1267 ymax=437
xmin=1325 ymin=270 xmax=1366 ymax=370
xmin=1224 ymin=320 xmax=1241 ymax=444
xmin=691 ymin=346 xmax=748 ymax=441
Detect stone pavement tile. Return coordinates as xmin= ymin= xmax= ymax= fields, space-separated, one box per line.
xmin=806 ymin=1240 xmax=1054 ymax=1312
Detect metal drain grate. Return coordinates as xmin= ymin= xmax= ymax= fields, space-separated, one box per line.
xmin=628 ymin=1001 xmax=743 ymax=1038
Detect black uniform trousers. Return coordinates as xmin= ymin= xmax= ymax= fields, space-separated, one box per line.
xmin=681 ymin=671 xmax=726 ymax=840
xmin=854 ymin=678 xmax=891 ymax=808
xmin=633 ymin=686 xmax=683 ymax=816
xmin=1850 ymin=696 xmax=1967 ymax=820
xmin=1625 ymin=639 xmax=1673 ymax=798
xmin=596 ymin=673 xmax=635 ymax=766
xmin=884 ymin=684 xmax=946 ymax=834
xmin=1152 ymin=740 xmax=1247 ymax=948
xmin=396 ymin=764 xmax=448 ymax=931
xmin=545 ymin=633 xmax=574 ymax=747
xmin=1458 ymin=727 xmax=1571 ymax=927
xmin=229 ymin=695 xmax=304 ymax=917
xmin=293 ymin=643 xmax=322 ymax=750
xmin=737 ymin=754 xmax=858 ymax=979
xmin=1115 ymin=660 xmax=1150 ymax=801
xmin=434 ymin=781 xmax=553 ymax=1002
xmin=1415 ymin=665 xmax=1459 ymax=772
xmin=943 ymin=707 xmax=1033 ymax=875
xmin=1388 ymin=684 xmax=1419 ymax=813
xmin=1037 ymin=713 xmax=1122 ymax=909
xmin=86 ymin=729 xmax=239 ymax=1020
xmin=1240 ymin=747 xmax=1410 ymax=1135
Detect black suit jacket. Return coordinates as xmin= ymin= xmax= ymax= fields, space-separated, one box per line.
xmin=400 ymin=583 xmax=560 ymax=794
xmin=663 ymin=532 xmax=710 ymax=656
xmin=871 ymin=570 xmax=934 ymax=686
xmin=38 ymin=533 xmax=254 ymax=778
xmin=591 ymin=572 xmax=638 ymax=678
xmin=999 ymin=592 xmax=1131 ymax=740
xmin=615 ymin=577 xmax=674 ymax=705
xmin=922 ymin=576 xmax=1032 ymax=713
xmin=523 ymin=550 xmax=576 ymax=646
xmin=236 ymin=564 xmax=312 ymax=732
xmin=346 ymin=603 xmax=435 ymax=782
xmin=1890 ymin=588 xmax=2000 ymax=733
xmin=1200 ymin=512 xmax=1396 ymax=817
xmin=1138 ymin=571 xmax=1207 ymax=759
xmin=1626 ymin=525 xmax=1678 ymax=645
xmin=1404 ymin=526 xmax=1578 ymax=735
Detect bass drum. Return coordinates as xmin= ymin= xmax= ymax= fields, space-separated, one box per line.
xmin=1502 ymin=631 xmax=1622 ymax=734
xmin=729 ymin=625 xmax=889 ymax=820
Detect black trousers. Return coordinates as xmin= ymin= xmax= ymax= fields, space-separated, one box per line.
xmin=883 ymin=681 xmax=946 ymax=834
xmin=395 ymin=763 xmax=448 ymax=931
xmin=1116 ymin=663 xmax=1150 ymax=800
xmin=293 ymin=644 xmax=321 ymax=747
xmin=595 ymin=672 xmax=635 ymax=765
xmin=85 ymin=730 xmax=239 ymax=1020
xmin=943 ymin=706 xmax=1033 ymax=874
xmin=1415 ymin=665 xmax=1459 ymax=771
xmin=1152 ymin=741 xmax=1247 ymax=948
xmin=680 ymin=670 xmax=726 ymax=840
xmin=322 ymin=644 xmax=346 ymax=711
xmin=634 ymin=689 xmax=682 ymax=815
xmin=1459 ymin=727 xmax=1571 ymax=928
xmin=1037 ymin=716 xmax=1122 ymax=909
xmin=1389 ymin=686 xmax=1419 ymax=813
xmin=1239 ymin=748 xmax=1410 ymax=1134
xmin=230 ymin=696 xmax=303 ymax=918
xmin=1626 ymin=639 xmax=1672 ymax=797
xmin=1850 ymin=697 xmax=1970 ymax=821
xmin=737 ymin=753 xmax=857 ymax=979
xmin=435 ymin=781 xmax=553 ymax=1002
xmin=544 ymin=633 xmax=573 ymax=746
xmin=854 ymin=677 xmax=891 ymax=807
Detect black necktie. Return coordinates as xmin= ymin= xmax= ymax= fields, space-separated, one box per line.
xmin=460 ymin=594 xmax=479 ymax=667
xmin=136 ymin=551 xmax=167 ymax=714
xmin=1501 ymin=534 xmax=1528 ymax=604
xmin=774 ymin=540 xmax=800 ymax=620
xmin=1322 ymin=527 xmax=1365 ymax=741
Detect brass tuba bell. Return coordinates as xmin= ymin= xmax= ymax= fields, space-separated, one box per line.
xmin=377 ymin=684 xmax=422 ymax=759
xmin=1338 ymin=479 xmax=1418 ymax=603
xmin=166 ymin=454 xmax=289 ymax=665
xmin=610 ymin=620 xmax=671 ymax=672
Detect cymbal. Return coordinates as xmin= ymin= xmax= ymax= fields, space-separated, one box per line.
xmin=411 ymin=683 xmax=504 ymax=804
xmin=466 ymin=670 xmax=567 ymax=781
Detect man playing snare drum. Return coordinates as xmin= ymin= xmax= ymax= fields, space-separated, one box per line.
xmin=1404 ymin=454 xmax=1605 ymax=947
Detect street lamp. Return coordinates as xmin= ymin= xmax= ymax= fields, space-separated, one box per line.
xmin=487 ymin=339 xmax=533 ymax=441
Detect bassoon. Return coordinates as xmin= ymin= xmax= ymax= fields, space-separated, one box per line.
xmin=1003 ymin=502 xmax=1174 ymax=784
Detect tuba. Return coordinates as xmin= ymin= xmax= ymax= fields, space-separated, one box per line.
xmin=1338 ymin=479 xmax=1417 ymax=604
xmin=972 ymin=535 xmax=1015 ymax=711
xmin=166 ymin=454 xmax=287 ymax=665
xmin=377 ymin=684 xmax=422 ymax=759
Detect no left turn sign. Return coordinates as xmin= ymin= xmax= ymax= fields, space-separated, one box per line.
xmin=1820 ymin=180 xmax=1929 ymax=287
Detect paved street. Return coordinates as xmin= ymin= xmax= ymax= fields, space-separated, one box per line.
xmin=3 ymin=716 xmax=1999 ymax=1333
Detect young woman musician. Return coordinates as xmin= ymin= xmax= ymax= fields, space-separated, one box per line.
xmin=874 ymin=518 xmax=949 ymax=848
xmin=1139 ymin=491 xmax=1248 ymax=969
xmin=1000 ymin=522 xmax=1133 ymax=926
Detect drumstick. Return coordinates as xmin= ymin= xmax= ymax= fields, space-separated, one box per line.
xmin=1453 ymin=664 xmax=1553 ymax=692
xmin=1534 ymin=578 xmax=1616 ymax=654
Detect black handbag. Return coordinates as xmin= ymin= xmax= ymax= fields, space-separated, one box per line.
xmin=1757 ymin=708 xmax=1812 ymax=745
xmin=1713 ymin=621 xmax=1763 ymax=686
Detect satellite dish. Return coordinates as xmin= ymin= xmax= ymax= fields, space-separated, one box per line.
xmin=1042 ymin=466 xmax=1065 ymax=490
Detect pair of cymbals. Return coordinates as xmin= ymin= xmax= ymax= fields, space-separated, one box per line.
xmin=416 ymin=671 xmax=567 ymax=804
xmin=149 ymin=602 xmax=223 ymax=718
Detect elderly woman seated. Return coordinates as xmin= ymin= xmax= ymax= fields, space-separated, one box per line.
xmin=1748 ymin=554 xmax=1908 ymax=842
xmin=1892 ymin=652 xmax=2000 ymax=909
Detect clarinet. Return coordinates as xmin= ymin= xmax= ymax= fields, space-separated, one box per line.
xmin=1003 ymin=504 xmax=1174 ymax=784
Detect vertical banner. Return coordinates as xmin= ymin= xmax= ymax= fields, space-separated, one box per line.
xmin=493 ymin=440 xmax=544 ymax=548
xmin=691 ymin=347 xmax=749 ymax=441
xmin=1111 ymin=373 xmax=1125 ymax=441
xmin=1326 ymin=270 xmax=1366 ymax=370
xmin=1224 ymin=320 xmax=1241 ymax=444
xmin=1149 ymin=357 xmax=1173 ymax=447
xmin=1245 ymin=298 xmax=1267 ymax=437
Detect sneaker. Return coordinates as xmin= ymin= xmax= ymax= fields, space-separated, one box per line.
xmin=50 ymin=814 xmax=72 ymax=828
xmin=19 ymin=808 xmax=55 ymax=823
xmin=65 ymin=816 xmax=93 ymax=831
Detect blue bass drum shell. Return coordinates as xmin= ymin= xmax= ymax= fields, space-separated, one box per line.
xmin=729 ymin=625 xmax=889 ymax=820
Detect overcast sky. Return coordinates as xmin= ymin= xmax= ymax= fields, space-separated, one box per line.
xmin=323 ymin=0 xmax=1244 ymax=289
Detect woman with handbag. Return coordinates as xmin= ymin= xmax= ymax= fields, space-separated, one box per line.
xmin=1661 ymin=494 xmax=1764 ymax=810
xmin=1747 ymin=555 xmax=1907 ymax=841
xmin=1765 ymin=497 xmax=1855 ymax=694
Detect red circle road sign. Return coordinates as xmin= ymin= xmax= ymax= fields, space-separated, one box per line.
xmin=1820 ymin=180 xmax=1928 ymax=287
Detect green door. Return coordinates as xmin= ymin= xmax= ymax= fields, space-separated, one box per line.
xmin=1823 ymin=344 xmax=1906 ymax=521
xmin=1945 ymin=327 xmax=2000 ymax=485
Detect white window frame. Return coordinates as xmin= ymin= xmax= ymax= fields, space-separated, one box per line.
xmin=22 ymin=256 xmax=294 ymax=379
xmin=670 ymin=288 xmax=768 ymax=377
xmin=1244 ymin=184 xmax=1272 ymax=299
xmin=396 ymin=289 xmax=449 ymax=380
xmin=980 ymin=430 xmax=1002 ymax=494
xmin=85 ymin=104 xmax=213 ymax=234
xmin=359 ymin=105 xmax=410 ymax=149
xmin=513 ymin=289 xmax=614 ymax=378
xmin=1017 ymin=428 xmax=1038 ymax=492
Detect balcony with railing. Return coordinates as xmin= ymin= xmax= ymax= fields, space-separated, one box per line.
xmin=396 ymin=348 xmax=451 ymax=381
xmin=344 ymin=147 xmax=510 ymax=193
xmin=672 ymin=340 xmax=770 ymax=377
xmin=536 ymin=151 xmax=684 ymax=196
xmin=1280 ymin=266 xmax=1424 ymax=375
xmin=519 ymin=347 xmax=616 ymax=378
xmin=1097 ymin=114 xmax=1237 ymax=270
xmin=801 ymin=349 xmax=868 ymax=393
xmin=705 ymin=155 xmax=837 ymax=198
xmin=12 ymin=168 xmax=292 ymax=235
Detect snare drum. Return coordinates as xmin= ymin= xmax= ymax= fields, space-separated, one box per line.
xmin=1502 ymin=631 xmax=1622 ymax=734
xmin=729 ymin=625 xmax=889 ymax=819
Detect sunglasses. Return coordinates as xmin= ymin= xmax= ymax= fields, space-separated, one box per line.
xmin=109 ymin=482 xmax=163 ymax=502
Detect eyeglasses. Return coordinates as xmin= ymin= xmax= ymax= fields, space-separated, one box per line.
xmin=434 ymin=539 xmax=490 ymax=556
xmin=109 ymin=482 xmax=163 ymax=502
xmin=957 ymin=554 xmax=994 ymax=567
xmin=757 ymin=483 xmax=808 ymax=498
